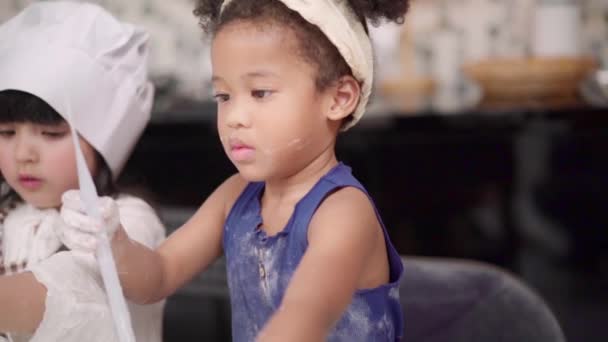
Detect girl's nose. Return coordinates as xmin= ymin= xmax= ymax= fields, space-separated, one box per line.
xmin=14 ymin=135 xmax=38 ymax=163
xmin=224 ymin=101 xmax=252 ymax=129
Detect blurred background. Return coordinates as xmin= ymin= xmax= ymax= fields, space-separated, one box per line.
xmin=2 ymin=0 xmax=608 ymax=341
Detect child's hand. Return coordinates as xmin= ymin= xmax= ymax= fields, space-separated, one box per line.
xmin=59 ymin=190 xmax=121 ymax=253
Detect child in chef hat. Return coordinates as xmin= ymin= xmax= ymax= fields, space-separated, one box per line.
xmin=0 ymin=2 xmax=165 ymax=341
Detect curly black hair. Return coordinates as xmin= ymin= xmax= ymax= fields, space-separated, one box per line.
xmin=194 ymin=0 xmax=410 ymax=92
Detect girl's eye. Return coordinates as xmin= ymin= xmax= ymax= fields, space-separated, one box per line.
xmin=213 ymin=93 xmax=230 ymax=103
xmin=0 ymin=129 xmax=15 ymax=137
xmin=42 ymin=131 xmax=67 ymax=138
xmin=251 ymin=90 xmax=273 ymax=99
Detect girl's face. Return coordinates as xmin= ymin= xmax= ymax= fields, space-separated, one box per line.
xmin=211 ymin=21 xmax=339 ymax=182
xmin=0 ymin=121 xmax=97 ymax=209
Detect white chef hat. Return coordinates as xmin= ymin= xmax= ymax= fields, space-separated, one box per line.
xmin=0 ymin=1 xmax=154 ymax=179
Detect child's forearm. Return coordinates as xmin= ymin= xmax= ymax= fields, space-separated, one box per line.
xmin=111 ymin=227 xmax=167 ymax=304
xmin=0 ymin=272 xmax=46 ymax=332
xmin=257 ymin=304 xmax=330 ymax=342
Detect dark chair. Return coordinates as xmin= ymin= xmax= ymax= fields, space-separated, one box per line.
xmin=163 ymin=255 xmax=565 ymax=341
xmin=400 ymin=257 xmax=565 ymax=342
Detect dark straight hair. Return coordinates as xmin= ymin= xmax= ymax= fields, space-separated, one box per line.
xmin=0 ymin=90 xmax=117 ymax=208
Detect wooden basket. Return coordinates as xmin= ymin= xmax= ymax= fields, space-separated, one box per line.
xmin=379 ymin=77 xmax=436 ymax=97
xmin=463 ymin=57 xmax=597 ymax=105
xmin=378 ymin=77 xmax=436 ymax=112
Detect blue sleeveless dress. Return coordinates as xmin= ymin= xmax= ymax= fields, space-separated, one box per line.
xmin=223 ymin=163 xmax=404 ymax=341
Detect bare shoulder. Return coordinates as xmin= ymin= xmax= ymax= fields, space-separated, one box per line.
xmin=305 ymin=186 xmax=388 ymax=289
xmin=215 ymin=173 xmax=249 ymax=218
xmin=177 ymin=173 xmax=247 ymax=229
xmin=309 ymin=186 xmax=379 ymax=241
xmin=155 ymin=173 xmax=249 ymax=290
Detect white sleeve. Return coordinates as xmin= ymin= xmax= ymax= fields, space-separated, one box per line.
xmin=27 ymin=196 xmax=166 ymax=342
xmin=116 ymin=195 xmax=166 ymax=249
xmin=29 ymin=252 xmax=118 ymax=342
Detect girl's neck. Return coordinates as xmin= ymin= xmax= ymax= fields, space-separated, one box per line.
xmin=263 ymin=151 xmax=338 ymax=206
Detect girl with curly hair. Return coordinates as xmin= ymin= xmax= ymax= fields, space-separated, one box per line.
xmin=61 ymin=0 xmax=410 ymax=340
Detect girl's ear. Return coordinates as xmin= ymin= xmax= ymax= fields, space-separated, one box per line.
xmin=324 ymin=75 xmax=361 ymax=122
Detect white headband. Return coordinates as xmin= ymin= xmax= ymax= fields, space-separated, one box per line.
xmin=221 ymin=0 xmax=373 ymax=130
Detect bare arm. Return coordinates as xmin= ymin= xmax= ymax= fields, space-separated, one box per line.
xmin=257 ymin=187 xmax=384 ymax=341
xmin=0 ymin=272 xmax=46 ymax=332
xmin=112 ymin=174 xmax=246 ymax=304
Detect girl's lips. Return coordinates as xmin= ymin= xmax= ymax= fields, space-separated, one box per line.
xmin=18 ymin=175 xmax=43 ymax=190
xmin=228 ymin=138 xmax=256 ymax=162
xmin=230 ymin=145 xmax=256 ymax=162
